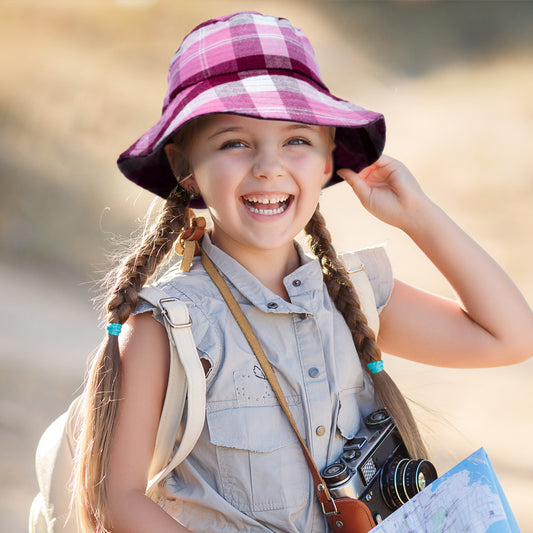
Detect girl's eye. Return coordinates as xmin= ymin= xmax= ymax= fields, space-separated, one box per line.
xmin=286 ymin=137 xmax=310 ymax=146
xmin=220 ymin=140 xmax=247 ymax=149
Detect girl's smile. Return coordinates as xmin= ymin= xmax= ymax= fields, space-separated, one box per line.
xmin=241 ymin=193 xmax=292 ymax=215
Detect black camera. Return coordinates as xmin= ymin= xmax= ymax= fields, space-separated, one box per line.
xmin=321 ymin=409 xmax=437 ymax=524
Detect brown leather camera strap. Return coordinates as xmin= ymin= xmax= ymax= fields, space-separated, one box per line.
xmin=200 ymin=250 xmax=340 ymax=516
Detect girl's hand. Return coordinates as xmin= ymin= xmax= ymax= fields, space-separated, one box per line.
xmin=337 ymin=155 xmax=429 ymax=231
xmin=340 ymin=159 xmax=533 ymax=369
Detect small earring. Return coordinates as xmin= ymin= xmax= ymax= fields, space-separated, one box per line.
xmin=176 ymin=173 xmax=199 ymax=198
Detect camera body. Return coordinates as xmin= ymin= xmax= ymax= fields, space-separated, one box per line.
xmin=321 ymin=409 xmax=437 ymax=524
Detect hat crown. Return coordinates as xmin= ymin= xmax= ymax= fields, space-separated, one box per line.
xmin=163 ymin=12 xmax=326 ymax=111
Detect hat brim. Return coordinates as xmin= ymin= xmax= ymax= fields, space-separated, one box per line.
xmin=117 ymin=71 xmax=385 ymax=205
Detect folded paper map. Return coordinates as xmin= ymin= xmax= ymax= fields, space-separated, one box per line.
xmin=371 ymin=447 xmax=520 ymax=533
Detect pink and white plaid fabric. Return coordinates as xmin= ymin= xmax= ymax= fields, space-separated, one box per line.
xmin=118 ymin=12 xmax=385 ymax=199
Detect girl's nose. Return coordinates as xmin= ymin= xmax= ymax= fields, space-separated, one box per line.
xmin=252 ymin=147 xmax=285 ymax=180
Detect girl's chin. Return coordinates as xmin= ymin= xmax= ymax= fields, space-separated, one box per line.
xmin=214 ymin=230 xmax=298 ymax=256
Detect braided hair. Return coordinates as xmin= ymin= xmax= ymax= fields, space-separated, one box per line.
xmin=305 ymin=206 xmax=428 ymax=460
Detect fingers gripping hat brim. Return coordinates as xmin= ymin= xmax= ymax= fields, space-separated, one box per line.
xmin=117 ymin=12 xmax=386 ymax=201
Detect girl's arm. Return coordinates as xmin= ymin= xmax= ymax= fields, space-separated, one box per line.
xmin=338 ymin=156 xmax=533 ymax=368
xmin=107 ymin=312 xmax=191 ymax=532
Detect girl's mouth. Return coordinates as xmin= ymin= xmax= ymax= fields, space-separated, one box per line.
xmin=242 ymin=194 xmax=292 ymax=215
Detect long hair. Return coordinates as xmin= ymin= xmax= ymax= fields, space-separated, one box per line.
xmin=305 ymin=206 xmax=428 ymax=459
xmin=72 ymin=183 xmax=191 ymax=532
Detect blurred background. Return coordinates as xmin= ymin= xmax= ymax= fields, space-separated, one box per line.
xmin=1 ymin=0 xmax=532 ymax=531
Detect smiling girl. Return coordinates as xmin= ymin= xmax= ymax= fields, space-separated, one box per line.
xmin=71 ymin=11 xmax=533 ymax=533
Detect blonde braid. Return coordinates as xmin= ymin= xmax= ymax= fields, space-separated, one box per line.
xmin=305 ymin=206 xmax=428 ymax=459
xmin=74 ymin=186 xmax=191 ymax=532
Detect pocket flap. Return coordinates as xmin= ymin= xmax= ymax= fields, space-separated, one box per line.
xmin=336 ymin=389 xmax=363 ymax=440
xmin=207 ymin=400 xmax=301 ymax=453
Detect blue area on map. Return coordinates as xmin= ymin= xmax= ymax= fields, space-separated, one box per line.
xmin=428 ymin=448 xmax=520 ymax=533
xmin=486 ymin=521 xmax=513 ymax=533
xmin=371 ymin=447 xmax=521 ymax=533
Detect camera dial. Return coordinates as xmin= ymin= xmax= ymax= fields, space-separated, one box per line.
xmin=364 ymin=409 xmax=391 ymax=429
xmin=322 ymin=462 xmax=350 ymax=487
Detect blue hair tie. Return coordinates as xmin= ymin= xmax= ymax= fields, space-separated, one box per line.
xmin=367 ymin=360 xmax=384 ymax=374
xmin=106 ymin=323 xmax=122 ymax=336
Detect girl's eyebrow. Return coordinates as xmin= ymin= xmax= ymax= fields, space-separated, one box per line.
xmin=208 ymin=126 xmax=243 ymax=140
xmin=281 ymin=123 xmax=318 ymax=133
xmin=287 ymin=123 xmax=315 ymax=130
xmin=208 ymin=122 xmax=317 ymax=140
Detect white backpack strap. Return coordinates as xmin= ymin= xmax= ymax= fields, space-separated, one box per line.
xmin=138 ymin=286 xmax=206 ymax=493
xmin=340 ymin=251 xmax=380 ymax=337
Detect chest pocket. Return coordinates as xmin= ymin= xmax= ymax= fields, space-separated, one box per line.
xmin=206 ymin=369 xmax=310 ymax=513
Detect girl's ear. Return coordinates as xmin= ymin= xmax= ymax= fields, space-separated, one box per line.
xmin=322 ymin=150 xmax=335 ymax=186
xmin=164 ymin=143 xmax=200 ymax=195
xmin=164 ymin=142 xmax=183 ymax=176
xmin=321 ymin=127 xmax=336 ymax=185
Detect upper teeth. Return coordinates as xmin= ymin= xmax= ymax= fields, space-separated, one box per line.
xmin=243 ymin=195 xmax=289 ymax=204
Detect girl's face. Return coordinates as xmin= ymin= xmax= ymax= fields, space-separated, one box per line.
xmin=183 ymin=114 xmax=334 ymax=260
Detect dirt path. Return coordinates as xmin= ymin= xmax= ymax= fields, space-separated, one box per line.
xmin=0 ymin=263 xmax=101 ymax=533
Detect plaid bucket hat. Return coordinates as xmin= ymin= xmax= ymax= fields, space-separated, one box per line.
xmin=117 ymin=11 xmax=386 ymax=202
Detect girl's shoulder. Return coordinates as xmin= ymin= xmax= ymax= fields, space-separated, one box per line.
xmin=136 ymin=256 xmax=217 ymax=313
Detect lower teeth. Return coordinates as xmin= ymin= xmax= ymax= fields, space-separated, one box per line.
xmin=248 ymin=205 xmax=285 ymax=215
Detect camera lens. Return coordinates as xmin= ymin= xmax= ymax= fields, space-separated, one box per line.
xmin=380 ymin=457 xmax=407 ymax=509
xmin=403 ymin=459 xmax=438 ymax=499
xmin=322 ymin=462 xmax=350 ymax=487
xmin=380 ymin=457 xmax=437 ymax=510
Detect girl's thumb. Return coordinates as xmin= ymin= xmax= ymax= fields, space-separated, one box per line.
xmin=337 ymin=169 xmax=371 ymax=205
